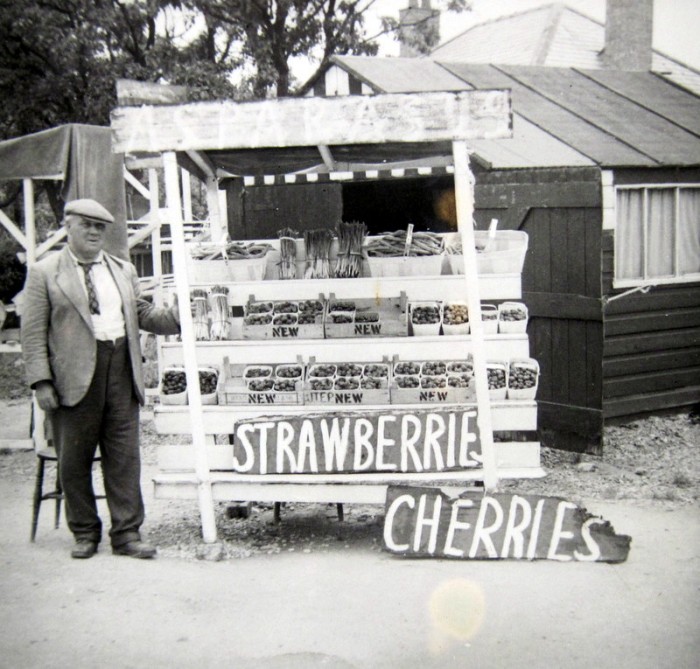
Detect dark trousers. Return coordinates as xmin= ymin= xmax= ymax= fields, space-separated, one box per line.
xmin=49 ymin=338 xmax=142 ymax=547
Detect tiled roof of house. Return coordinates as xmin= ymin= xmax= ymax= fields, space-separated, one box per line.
xmin=430 ymin=3 xmax=700 ymax=95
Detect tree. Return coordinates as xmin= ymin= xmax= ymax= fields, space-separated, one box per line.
xmin=193 ymin=0 xmax=470 ymax=98
xmin=0 ymin=0 xmax=241 ymax=139
xmin=0 ymin=0 xmax=471 ymax=137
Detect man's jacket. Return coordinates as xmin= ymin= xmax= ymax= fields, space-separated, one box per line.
xmin=21 ymin=246 xmax=179 ymax=406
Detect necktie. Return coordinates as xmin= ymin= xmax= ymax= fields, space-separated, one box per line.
xmin=79 ymin=262 xmax=100 ymax=315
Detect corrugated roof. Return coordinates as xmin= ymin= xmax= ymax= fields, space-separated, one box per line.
xmin=333 ymin=55 xmax=595 ymax=169
xmin=496 ymin=65 xmax=700 ymax=165
xmin=331 ymin=56 xmax=700 ymax=169
xmin=442 ymin=62 xmax=656 ymax=167
xmin=331 ymin=55 xmax=465 ymax=93
xmin=431 ymin=3 xmax=700 ymax=96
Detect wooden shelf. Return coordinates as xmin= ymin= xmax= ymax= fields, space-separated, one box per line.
xmin=153 ymin=400 xmax=537 ymax=434
xmin=182 ymin=273 xmax=522 ymax=302
xmin=160 ymin=333 xmax=531 ymax=366
xmin=152 ymin=461 xmax=547 ymax=504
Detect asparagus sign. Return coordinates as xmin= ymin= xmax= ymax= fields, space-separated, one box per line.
xmin=232 ymin=409 xmax=482 ymax=474
xmin=383 ymin=486 xmax=631 ymax=562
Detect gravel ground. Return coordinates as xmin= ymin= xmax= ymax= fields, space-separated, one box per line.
xmin=2 ymin=405 xmax=697 ymax=562
xmin=138 ymin=410 xmax=700 ymax=561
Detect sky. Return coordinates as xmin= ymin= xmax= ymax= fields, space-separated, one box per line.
xmin=366 ymin=0 xmax=700 ymax=70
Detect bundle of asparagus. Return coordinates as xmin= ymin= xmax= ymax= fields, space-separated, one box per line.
xmin=209 ymin=285 xmax=231 ymax=340
xmin=190 ymin=289 xmax=210 ymax=340
xmin=335 ymin=221 xmax=367 ymax=278
xmin=303 ymin=229 xmax=334 ymax=279
xmin=364 ymin=229 xmax=444 ymax=257
xmin=189 ymin=240 xmax=272 ymax=260
xmin=277 ymin=227 xmax=298 ymax=280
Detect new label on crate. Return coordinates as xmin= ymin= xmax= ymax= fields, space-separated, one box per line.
xmin=383 ymin=486 xmax=631 ymax=562
xmin=232 ymin=409 xmax=482 ymax=474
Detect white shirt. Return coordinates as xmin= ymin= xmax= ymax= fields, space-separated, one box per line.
xmin=69 ymin=250 xmax=126 ymax=341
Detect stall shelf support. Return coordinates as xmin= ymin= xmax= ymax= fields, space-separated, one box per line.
xmin=452 ymin=140 xmax=499 ymax=491
xmin=162 ymin=151 xmax=218 ymax=543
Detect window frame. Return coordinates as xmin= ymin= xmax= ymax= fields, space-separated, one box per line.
xmin=613 ymin=183 xmax=700 ymax=288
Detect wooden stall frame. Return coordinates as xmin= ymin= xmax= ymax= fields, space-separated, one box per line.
xmin=111 ymin=89 xmax=513 ymax=542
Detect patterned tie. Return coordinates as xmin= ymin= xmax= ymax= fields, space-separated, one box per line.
xmin=78 ymin=261 xmax=100 ymax=315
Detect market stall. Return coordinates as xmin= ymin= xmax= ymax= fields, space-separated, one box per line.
xmin=110 ymin=89 xmax=541 ymax=543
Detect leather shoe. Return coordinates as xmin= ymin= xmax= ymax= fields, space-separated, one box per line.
xmin=112 ymin=540 xmax=157 ymax=559
xmin=71 ymin=539 xmax=98 ymax=559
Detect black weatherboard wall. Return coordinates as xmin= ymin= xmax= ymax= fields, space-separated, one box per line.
xmin=473 ymin=166 xmax=604 ymax=453
xmin=602 ymin=168 xmax=700 ymax=421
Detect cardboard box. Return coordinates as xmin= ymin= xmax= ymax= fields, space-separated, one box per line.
xmin=444 ymin=231 xmax=528 ymax=275
xmin=366 ymin=254 xmax=444 ymax=277
xmin=186 ymin=243 xmax=269 ymax=282
xmin=507 ymin=358 xmax=539 ymax=400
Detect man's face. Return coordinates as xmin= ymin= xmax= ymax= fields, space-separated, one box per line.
xmin=66 ymin=216 xmax=107 ymax=260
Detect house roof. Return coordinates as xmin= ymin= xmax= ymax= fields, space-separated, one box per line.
xmin=332 ymin=56 xmax=700 ymax=169
xmin=431 ymin=3 xmax=700 ymax=96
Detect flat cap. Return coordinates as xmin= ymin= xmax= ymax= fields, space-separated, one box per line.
xmin=64 ymin=199 xmax=115 ymax=224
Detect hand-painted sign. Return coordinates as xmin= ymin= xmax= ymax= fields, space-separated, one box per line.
xmin=383 ymin=486 xmax=631 ymax=562
xmin=232 ymin=409 xmax=482 ymax=475
xmin=111 ymin=90 xmax=512 ymax=154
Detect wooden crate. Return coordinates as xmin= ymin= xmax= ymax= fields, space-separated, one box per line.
xmin=303 ymin=360 xmax=391 ymax=405
xmin=241 ymin=296 xmax=325 ymax=340
xmin=217 ymin=358 xmax=305 ymax=405
xmin=323 ymin=293 xmax=408 ymax=338
xmin=390 ymin=359 xmax=475 ymax=405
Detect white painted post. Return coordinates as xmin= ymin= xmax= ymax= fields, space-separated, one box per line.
xmin=206 ymin=177 xmax=225 ymax=242
xmin=23 ymin=178 xmax=50 ymax=451
xmin=148 ymin=168 xmax=165 ymax=387
xmin=162 ymin=151 xmax=218 ymax=543
xmin=452 ymin=140 xmax=499 ymax=491
xmin=23 ymin=179 xmax=36 ymax=265
xmin=181 ymin=168 xmax=193 ymax=222
xmin=148 ymin=169 xmax=163 ymax=302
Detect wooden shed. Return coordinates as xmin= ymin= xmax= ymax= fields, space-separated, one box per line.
xmin=296 ymin=57 xmax=700 ymax=454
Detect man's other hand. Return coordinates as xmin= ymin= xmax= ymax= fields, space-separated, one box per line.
xmin=34 ymin=381 xmax=59 ymax=411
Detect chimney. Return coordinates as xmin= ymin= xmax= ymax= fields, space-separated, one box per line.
xmin=602 ymin=0 xmax=653 ymax=70
xmin=399 ymin=0 xmax=440 ymax=58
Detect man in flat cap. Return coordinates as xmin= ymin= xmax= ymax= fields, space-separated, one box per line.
xmin=21 ymin=198 xmax=180 ymax=559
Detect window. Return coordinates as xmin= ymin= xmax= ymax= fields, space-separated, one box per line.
xmin=615 ymin=185 xmax=700 ymax=286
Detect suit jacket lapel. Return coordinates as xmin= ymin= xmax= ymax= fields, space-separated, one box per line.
xmin=55 ymin=247 xmax=93 ymax=330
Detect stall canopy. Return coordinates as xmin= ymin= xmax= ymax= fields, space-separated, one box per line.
xmin=0 ymin=124 xmax=128 ymax=259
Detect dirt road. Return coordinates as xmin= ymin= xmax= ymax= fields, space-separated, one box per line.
xmin=1 ymin=445 xmax=698 ymax=669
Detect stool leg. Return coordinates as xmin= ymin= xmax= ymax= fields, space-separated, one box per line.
xmin=31 ymin=457 xmax=45 ymax=542
xmin=54 ymin=464 xmax=63 ymax=529
xmin=336 ymin=503 xmax=344 ymax=522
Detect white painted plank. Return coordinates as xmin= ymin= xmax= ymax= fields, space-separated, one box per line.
xmin=111 ymin=90 xmax=511 ymax=154
xmin=159 ymin=334 xmax=530 ymax=367
xmin=153 ymin=402 xmax=538 ymax=435
xmin=182 ymin=273 xmax=521 ymax=302
xmin=156 ymin=441 xmax=540 ymax=474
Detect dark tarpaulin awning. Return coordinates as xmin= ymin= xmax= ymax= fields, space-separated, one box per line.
xmin=0 ymin=124 xmax=129 ymax=260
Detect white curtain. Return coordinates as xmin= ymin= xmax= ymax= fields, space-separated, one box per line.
xmin=617 ymin=186 xmax=700 ymax=281
xmin=679 ymin=188 xmax=700 ymax=275
xmin=616 ymin=189 xmax=644 ymax=280
xmin=646 ymin=188 xmax=675 ymax=277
